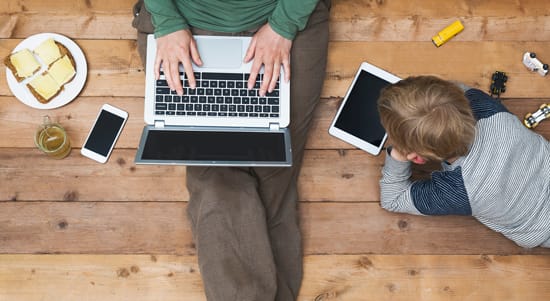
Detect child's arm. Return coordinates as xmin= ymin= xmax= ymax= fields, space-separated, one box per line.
xmin=380 ymin=148 xmax=472 ymax=216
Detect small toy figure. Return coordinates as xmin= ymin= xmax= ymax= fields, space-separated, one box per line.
xmin=489 ymin=71 xmax=507 ymax=99
xmin=524 ymin=103 xmax=550 ymax=129
xmin=432 ymin=20 xmax=464 ymax=47
xmin=522 ymin=52 xmax=548 ymax=76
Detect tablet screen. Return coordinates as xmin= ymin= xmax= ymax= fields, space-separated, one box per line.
xmin=333 ymin=70 xmax=391 ymax=147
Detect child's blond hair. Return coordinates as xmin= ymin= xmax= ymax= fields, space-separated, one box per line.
xmin=378 ymin=76 xmax=476 ymax=161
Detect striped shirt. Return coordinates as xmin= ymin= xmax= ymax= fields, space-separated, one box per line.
xmin=380 ymin=88 xmax=550 ymax=248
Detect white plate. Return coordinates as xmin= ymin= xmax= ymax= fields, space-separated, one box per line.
xmin=6 ymin=33 xmax=87 ymax=109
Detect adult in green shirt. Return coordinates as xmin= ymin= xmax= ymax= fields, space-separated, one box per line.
xmin=132 ymin=1 xmax=330 ymax=300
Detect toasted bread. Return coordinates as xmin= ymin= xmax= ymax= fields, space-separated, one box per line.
xmin=34 ymin=38 xmax=63 ymax=66
xmin=27 ymin=72 xmax=62 ymax=104
xmin=4 ymin=49 xmax=41 ymax=82
xmin=34 ymin=40 xmax=77 ymax=103
xmin=49 ymin=55 xmax=76 ymax=86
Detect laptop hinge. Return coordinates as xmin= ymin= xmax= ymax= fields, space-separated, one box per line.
xmin=269 ymin=123 xmax=280 ymax=131
xmin=154 ymin=120 xmax=165 ymax=128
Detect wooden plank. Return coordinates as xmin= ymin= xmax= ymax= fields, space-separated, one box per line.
xmin=1 ymin=202 xmax=549 ymax=255
xmin=1 ymin=254 xmax=550 ymax=301
xmin=330 ymin=0 xmax=550 ymax=18
xmin=1 ymin=96 xmax=549 ymax=150
xmin=2 ymin=0 xmax=550 ymax=41
xmin=322 ymin=41 xmax=550 ymax=99
xmin=330 ymin=16 xmax=550 ymax=42
xmin=0 ymin=148 xmax=382 ymax=203
xmin=3 ymin=40 xmax=550 ymax=99
xmin=4 ymin=0 xmax=550 ymax=16
xmin=2 ymin=14 xmax=550 ymax=42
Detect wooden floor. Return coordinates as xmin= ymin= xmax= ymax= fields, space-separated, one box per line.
xmin=1 ymin=0 xmax=550 ymax=300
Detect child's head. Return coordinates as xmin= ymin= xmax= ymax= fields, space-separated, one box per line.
xmin=378 ymin=76 xmax=476 ymax=161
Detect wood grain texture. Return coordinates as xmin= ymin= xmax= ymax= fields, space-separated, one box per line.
xmin=1 ymin=0 xmax=550 ymax=300
xmin=1 ymin=96 xmax=549 ymax=149
xmin=1 ymin=202 xmax=548 ymax=255
xmin=2 ymin=40 xmax=550 ymax=98
xmin=1 ymin=254 xmax=550 ymax=301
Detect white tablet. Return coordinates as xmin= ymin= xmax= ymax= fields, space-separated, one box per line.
xmin=329 ymin=62 xmax=401 ymax=155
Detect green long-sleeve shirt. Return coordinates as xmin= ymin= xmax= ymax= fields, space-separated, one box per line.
xmin=144 ymin=0 xmax=320 ymax=40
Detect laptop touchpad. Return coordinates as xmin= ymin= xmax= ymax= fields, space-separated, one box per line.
xmin=197 ymin=39 xmax=242 ymax=69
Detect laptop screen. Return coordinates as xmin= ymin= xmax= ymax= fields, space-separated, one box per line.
xmin=139 ymin=128 xmax=289 ymax=164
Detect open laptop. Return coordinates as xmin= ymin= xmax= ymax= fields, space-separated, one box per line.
xmin=135 ymin=34 xmax=292 ymax=166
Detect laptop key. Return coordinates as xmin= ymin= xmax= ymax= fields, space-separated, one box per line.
xmin=267 ymin=98 xmax=279 ymax=105
xmin=166 ymin=111 xmax=176 ymax=115
xmin=155 ymin=111 xmax=165 ymax=115
xmin=266 ymin=90 xmax=279 ymax=97
xmin=156 ymin=87 xmax=170 ymax=94
xmin=168 ymin=104 xmax=176 ymax=110
xmin=156 ymin=95 xmax=164 ymax=102
xmin=239 ymin=113 xmax=248 ymax=117
xmin=156 ymin=79 xmax=168 ymax=87
xmin=156 ymin=103 xmax=167 ymax=110
xmin=229 ymin=112 xmax=238 ymax=117
xmin=208 ymin=112 xmax=217 ymax=116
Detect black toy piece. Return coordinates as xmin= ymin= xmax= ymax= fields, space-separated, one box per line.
xmin=490 ymin=71 xmax=507 ymax=99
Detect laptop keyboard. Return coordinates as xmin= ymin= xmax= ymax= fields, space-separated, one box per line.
xmin=154 ymin=71 xmax=281 ymax=118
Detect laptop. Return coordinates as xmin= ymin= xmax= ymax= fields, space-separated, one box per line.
xmin=135 ymin=34 xmax=292 ymax=166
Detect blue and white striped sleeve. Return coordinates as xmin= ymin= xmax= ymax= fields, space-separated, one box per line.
xmin=380 ymin=151 xmax=472 ymax=216
xmin=466 ymin=89 xmax=509 ymax=120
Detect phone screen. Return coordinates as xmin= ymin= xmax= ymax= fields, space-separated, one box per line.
xmin=333 ymin=70 xmax=391 ymax=147
xmin=84 ymin=110 xmax=126 ymax=156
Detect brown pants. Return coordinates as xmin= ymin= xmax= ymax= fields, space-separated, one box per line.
xmin=132 ymin=2 xmax=330 ymax=300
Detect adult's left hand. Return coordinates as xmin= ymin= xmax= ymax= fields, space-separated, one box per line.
xmin=244 ymin=23 xmax=292 ymax=97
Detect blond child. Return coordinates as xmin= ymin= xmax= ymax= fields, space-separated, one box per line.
xmin=378 ymin=76 xmax=550 ymax=248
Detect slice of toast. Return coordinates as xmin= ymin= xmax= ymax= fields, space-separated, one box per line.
xmin=4 ymin=48 xmax=41 ymax=82
xmin=34 ymin=38 xmax=63 ymax=66
xmin=49 ymin=55 xmax=76 ymax=86
xmin=27 ymin=72 xmax=62 ymax=104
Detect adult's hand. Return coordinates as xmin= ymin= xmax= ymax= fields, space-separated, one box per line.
xmin=244 ymin=23 xmax=292 ymax=97
xmin=154 ymin=29 xmax=202 ymax=95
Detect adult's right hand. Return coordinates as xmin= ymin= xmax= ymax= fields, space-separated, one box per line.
xmin=154 ymin=29 xmax=202 ymax=95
